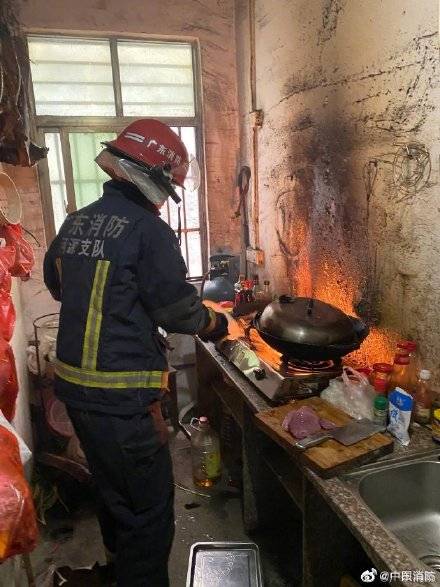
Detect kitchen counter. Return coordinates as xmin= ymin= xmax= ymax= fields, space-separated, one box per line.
xmin=196 ymin=338 xmax=440 ymax=587
xmin=308 ymin=429 xmax=440 ymax=587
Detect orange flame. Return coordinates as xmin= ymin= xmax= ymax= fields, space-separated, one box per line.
xmin=296 ymin=256 xmax=397 ymax=367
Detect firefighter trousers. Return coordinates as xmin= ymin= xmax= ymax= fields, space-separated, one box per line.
xmin=66 ymin=403 xmax=174 ymax=586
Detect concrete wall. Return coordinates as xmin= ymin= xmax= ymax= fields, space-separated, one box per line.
xmin=235 ymin=0 xmax=440 ymax=370
xmin=10 ymin=280 xmax=33 ymax=449
xmin=1 ymin=164 xmax=59 ymax=333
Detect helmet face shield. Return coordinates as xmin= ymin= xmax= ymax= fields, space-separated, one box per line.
xmin=95 ymin=149 xmax=176 ymax=207
xmin=118 ymin=159 xmax=174 ymax=207
xmin=174 ymin=156 xmax=201 ymax=192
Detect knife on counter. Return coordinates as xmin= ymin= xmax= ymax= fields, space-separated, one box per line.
xmin=294 ymin=419 xmax=387 ymax=450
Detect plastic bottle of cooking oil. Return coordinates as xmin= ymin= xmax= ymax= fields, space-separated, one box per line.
xmin=190 ymin=417 xmax=221 ymax=488
xmin=414 ymin=369 xmax=432 ymax=425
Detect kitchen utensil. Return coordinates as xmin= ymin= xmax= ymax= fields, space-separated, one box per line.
xmin=253 ymin=295 xmax=368 ymax=361
xmin=235 ymin=166 xmax=251 ymax=248
xmin=255 ymin=397 xmax=393 ymax=477
xmin=186 ymin=542 xmax=263 ymax=587
xmin=294 ymin=418 xmax=386 ymax=450
xmin=0 ymin=173 xmax=22 ymax=225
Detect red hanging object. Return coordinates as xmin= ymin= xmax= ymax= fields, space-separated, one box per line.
xmin=0 ymin=246 xmax=15 ymax=292
xmin=0 ymin=290 xmax=15 ymax=342
xmin=0 ymin=426 xmax=38 ymax=560
xmin=0 ymin=224 xmax=34 ymax=279
xmin=0 ymin=338 xmax=18 ymax=422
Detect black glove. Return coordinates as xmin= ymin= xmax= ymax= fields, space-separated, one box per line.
xmin=199 ymin=312 xmax=229 ymax=342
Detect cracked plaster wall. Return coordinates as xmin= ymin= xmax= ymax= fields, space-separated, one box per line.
xmin=236 ymin=0 xmax=440 ymax=372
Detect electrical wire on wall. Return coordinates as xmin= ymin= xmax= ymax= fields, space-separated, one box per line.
xmin=392 ymin=142 xmax=431 ymax=197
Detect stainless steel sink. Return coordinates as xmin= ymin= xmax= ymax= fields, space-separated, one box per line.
xmin=346 ymin=454 xmax=440 ymax=570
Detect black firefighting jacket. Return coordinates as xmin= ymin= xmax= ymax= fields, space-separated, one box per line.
xmin=44 ymin=180 xmax=221 ymax=414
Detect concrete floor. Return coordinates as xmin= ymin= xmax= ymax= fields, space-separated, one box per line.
xmin=3 ymin=431 xmax=300 ymax=586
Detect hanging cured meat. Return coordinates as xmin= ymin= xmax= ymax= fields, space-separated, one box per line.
xmin=0 ymin=1 xmax=47 ymax=166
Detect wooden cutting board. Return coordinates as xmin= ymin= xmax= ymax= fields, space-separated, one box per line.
xmin=254 ymin=397 xmax=394 ymax=478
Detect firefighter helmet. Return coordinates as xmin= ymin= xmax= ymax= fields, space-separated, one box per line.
xmin=103 ymin=119 xmax=197 ymax=189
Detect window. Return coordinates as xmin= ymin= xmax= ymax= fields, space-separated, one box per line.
xmin=29 ymin=35 xmax=205 ymax=278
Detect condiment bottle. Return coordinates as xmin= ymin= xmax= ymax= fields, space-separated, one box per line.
xmin=262 ymin=280 xmax=272 ymax=302
xmin=373 ymin=395 xmax=388 ymax=426
xmin=234 ymin=277 xmax=247 ymax=306
xmin=431 ymin=389 xmax=440 ymax=421
xmin=252 ymin=274 xmax=262 ymax=300
xmin=234 ymin=274 xmax=245 ymax=293
xmin=190 ymin=417 xmax=222 ymax=488
xmin=371 ymin=363 xmax=393 ymax=395
xmin=396 ymin=341 xmax=410 ymax=356
xmin=432 ymin=409 xmax=440 ymax=444
xmin=402 ymin=340 xmax=419 ymax=389
xmin=413 ymin=369 xmax=432 ymax=425
xmin=390 ymin=353 xmax=412 ymax=394
xmin=244 ymin=280 xmax=254 ymax=303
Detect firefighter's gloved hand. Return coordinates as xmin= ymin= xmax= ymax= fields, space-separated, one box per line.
xmin=199 ymin=312 xmax=228 ymax=342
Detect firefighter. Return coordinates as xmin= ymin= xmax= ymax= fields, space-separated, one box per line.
xmin=43 ymin=119 xmax=228 ymax=586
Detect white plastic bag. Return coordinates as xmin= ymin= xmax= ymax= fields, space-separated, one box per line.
xmin=321 ymin=366 xmax=375 ymax=420
xmin=0 ymin=410 xmax=32 ymax=465
xmin=26 ymin=345 xmax=40 ymax=376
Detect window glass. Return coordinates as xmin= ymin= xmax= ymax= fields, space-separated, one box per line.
xmin=45 ymin=133 xmax=67 ymax=232
xmin=31 ymin=35 xmax=203 ymax=277
xmin=69 ymin=133 xmax=116 ymax=209
xmin=187 ymin=232 xmax=202 ymax=278
xmin=180 ymin=127 xmax=199 ymax=229
xmin=118 ymin=41 xmax=195 ymax=117
xmin=28 ymin=37 xmax=115 ymax=116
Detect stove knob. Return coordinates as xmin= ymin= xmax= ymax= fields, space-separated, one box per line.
xmin=253 ymin=368 xmax=266 ymax=380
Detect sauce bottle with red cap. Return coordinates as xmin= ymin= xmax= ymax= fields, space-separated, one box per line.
xmin=371 ymin=363 xmax=393 ymax=395
xmin=389 ymin=343 xmax=412 ymax=394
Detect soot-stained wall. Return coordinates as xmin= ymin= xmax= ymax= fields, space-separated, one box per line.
xmin=236 ymin=0 xmax=439 ymax=370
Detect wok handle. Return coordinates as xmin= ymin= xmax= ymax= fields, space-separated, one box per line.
xmin=294 ymin=431 xmax=332 ymax=450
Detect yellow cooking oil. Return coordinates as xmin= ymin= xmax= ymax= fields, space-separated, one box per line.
xmin=0 ymin=530 xmax=11 ymax=559
xmin=190 ymin=417 xmax=222 ymax=488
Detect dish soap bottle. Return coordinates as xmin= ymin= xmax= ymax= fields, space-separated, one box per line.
xmin=413 ymin=369 xmax=432 ymax=425
xmin=190 ymin=417 xmax=221 ymax=488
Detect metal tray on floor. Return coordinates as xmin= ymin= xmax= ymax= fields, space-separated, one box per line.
xmin=186 ymin=542 xmax=263 ymax=587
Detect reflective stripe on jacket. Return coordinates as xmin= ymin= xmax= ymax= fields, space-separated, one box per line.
xmin=44 ymin=180 xmax=215 ymax=414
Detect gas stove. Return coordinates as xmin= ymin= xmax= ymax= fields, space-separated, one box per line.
xmin=215 ymin=321 xmax=342 ymax=403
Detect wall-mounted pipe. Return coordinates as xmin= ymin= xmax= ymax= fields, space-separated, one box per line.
xmin=248 ymin=0 xmax=261 ymax=251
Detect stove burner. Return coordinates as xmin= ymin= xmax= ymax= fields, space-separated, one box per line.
xmin=278 ymin=355 xmax=340 ymax=375
xmin=217 ymin=318 xmax=346 ymax=402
